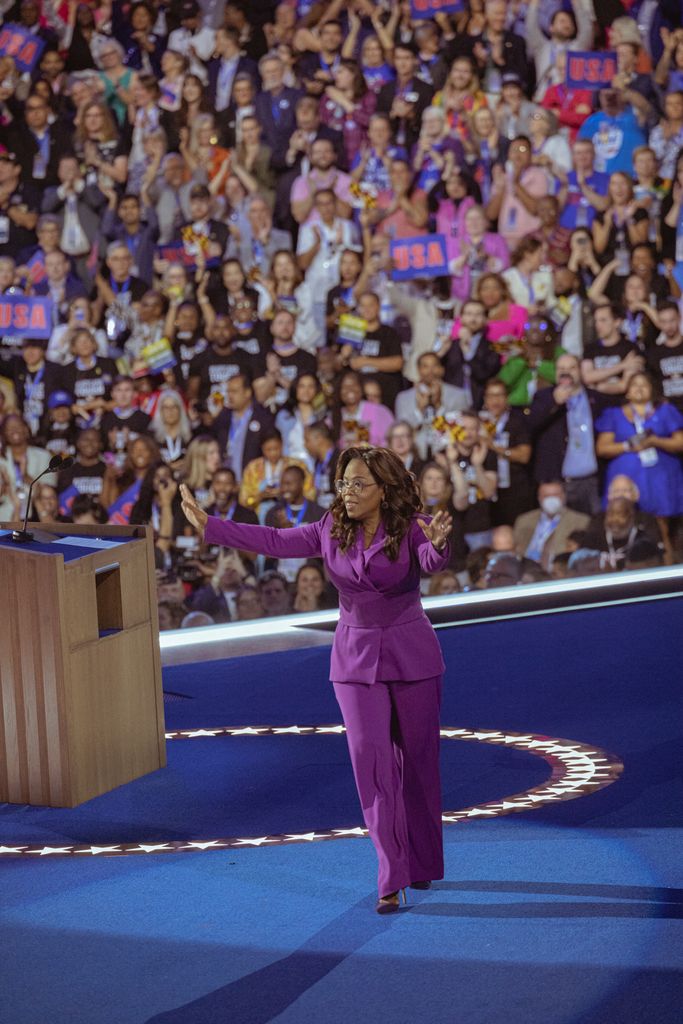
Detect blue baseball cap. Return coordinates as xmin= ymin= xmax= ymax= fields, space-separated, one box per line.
xmin=47 ymin=390 xmax=73 ymax=409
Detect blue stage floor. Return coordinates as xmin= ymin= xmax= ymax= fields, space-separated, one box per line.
xmin=1 ymin=602 xmax=682 ymax=1024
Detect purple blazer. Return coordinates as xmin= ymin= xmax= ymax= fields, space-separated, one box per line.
xmin=204 ymin=512 xmax=449 ymax=684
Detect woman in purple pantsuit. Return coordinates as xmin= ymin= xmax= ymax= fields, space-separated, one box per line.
xmin=180 ymin=446 xmax=452 ymax=913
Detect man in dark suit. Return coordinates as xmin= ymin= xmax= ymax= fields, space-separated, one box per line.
xmin=100 ymin=193 xmax=159 ymax=287
xmin=33 ymin=248 xmax=87 ymax=325
xmin=441 ymin=299 xmax=501 ymax=409
xmin=206 ymin=26 xmax=260 ymax=114
xmin=528 ymin=352 xmax=609 ymax=516
xmin=174 ymin=184 xmax=229 ymax=261
xmin=376 ymin=43 xmax=434 ymax=151
xmin=296 ymin=20 xmax=344 ymax=98
xmin=213 ymin=372 xmax=275 ymax=480
xmin=254 ymin=52 xmax=303 ymax=154
xmin=215 ymin=73 xmax=257 ymax=149
xmin=450 ymin=0 xmax=532 ymax=98
xmin=223 ymin=0 xmax=268 ymax=63
xmin=272 ymin=94 xmax=344 ymax=231
xmin=10 ymin=92 xmax=70 ymax=189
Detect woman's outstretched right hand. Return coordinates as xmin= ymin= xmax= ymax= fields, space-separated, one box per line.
xmin=180 ymin=483 xmax=209 ymax=538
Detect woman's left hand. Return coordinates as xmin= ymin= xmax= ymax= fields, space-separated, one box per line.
xmin=418 ymin=510 xmax=453 ymax=551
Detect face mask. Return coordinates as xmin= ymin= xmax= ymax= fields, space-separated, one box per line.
xmin=541 ymin=496 xmax=563 ymax=517
xmin=235 ymin=320 xmax=254 ymax=332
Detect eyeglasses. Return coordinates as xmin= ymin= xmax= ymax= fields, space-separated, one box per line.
xmin=335 ymin=479 xmax=378 ymax=496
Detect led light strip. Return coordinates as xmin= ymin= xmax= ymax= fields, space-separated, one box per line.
xmin=0 ymin=727 xmax=622 ymax=858
xmin=159 ymin=567 xmax=683 ymax=651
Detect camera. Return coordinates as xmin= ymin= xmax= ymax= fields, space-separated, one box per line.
xmin=176 ymin=549 xmax=217 ymax=585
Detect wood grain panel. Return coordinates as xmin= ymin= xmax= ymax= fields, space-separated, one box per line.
xmin=0 ymin=525 xmax=164 ymax=807
xmin=0 ymin=549 xmax=69 ymax=805
xmin=67 ymin=624 xmax=163 ymax=805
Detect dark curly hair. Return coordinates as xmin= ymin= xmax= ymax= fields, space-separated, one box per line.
xmin=330 ymin=446 xmax=422 ymax=561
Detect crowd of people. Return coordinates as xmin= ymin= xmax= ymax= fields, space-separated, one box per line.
xmin=1 ymin=0 xmax=683 ymax=629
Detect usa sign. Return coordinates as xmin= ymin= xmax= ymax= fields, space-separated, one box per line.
xmin=0 ymin=295 xmax=52 ymax=338
xmin=0 ymin=24 xmax=45 ymax=74
xmin=391 ymin=234 xmax=449 ymax=281
xmin=566 ymin=51 xmax=618 ymax=91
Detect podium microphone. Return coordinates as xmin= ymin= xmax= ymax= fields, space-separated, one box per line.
xmin=11 ymin=454 xmax=75 ymax=544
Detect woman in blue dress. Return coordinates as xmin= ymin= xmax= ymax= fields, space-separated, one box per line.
xmin=596 ymin=372 xmax=683 ymax=551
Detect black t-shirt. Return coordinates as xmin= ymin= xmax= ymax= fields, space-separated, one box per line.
xmin=207 ymin=284 xmax=260 ymax=318
xmin=188 ymin=346 xmax=253 ymax=404
xmin=82 ymin=137 xmax=127 ymax=189
xmin=647 ymin=341 xmax=683 ymax=411
xmin=594 ymin=207 xmax=649 ymax=263
xmin=326 ymin=283 xmax=356 ymax=345
xmin=0 ymin=182 xmax=40 ymax=256
xmin=10 ymin=357 xmax=64 ymax=434
xmin=232 ymin=321 xmax=270 ymax=378
xmin=100 ymin=408 xmax=152 ymax=451
xmin=57 ymin=459 xmax=107 ymax=505
xmin=453 ymin=448 xmax=497 ymax=534
xmin=358 ymin=324 xmax=403 ymax=410
xmin=605 ymin=273 xmax=669 ymax=309
xmin=487 ymin=408 xmax=530 ymax=492
xmin=42 ymin=421 xmax=78 ymax=459
xmin=174 ymin=334 xmax=208 ymax=383
xmin=582 ymin=336 xmax=635 ymax=405
xmin=62 ymin=357 xmax=118 ymax=426
xmin=269 ymin=345 xmax=317 ymax=407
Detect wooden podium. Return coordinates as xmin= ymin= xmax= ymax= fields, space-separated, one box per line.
xmin=0 ymin=522 xmax=166 ymax=807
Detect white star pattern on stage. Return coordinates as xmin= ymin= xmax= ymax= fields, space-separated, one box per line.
xmin=181 ymin=729 xmax=221 ymax=738
xmin=2 ymin=726 xmax=623 ymax=859
xmin=27 ymin=846 xmax=74 ymax=856
xmin=74 ymin=846 xmax=123 ymax=855
xmin=181 ymin=841 xmax=229 ymax=850
xmin=128 ymin=844 xmax=174 ymax=853
xmin=283 ymin=833 xmax=326 ymax=842
xmin=232 ymin=837 xmax=279 ymax=846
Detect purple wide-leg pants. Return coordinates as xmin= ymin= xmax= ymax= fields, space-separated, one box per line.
xmin=333 ymin=675 xmax=444 ymax=898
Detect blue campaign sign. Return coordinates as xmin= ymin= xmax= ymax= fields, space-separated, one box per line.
xmin=410 ymin=0 xmax=463 ymax=16
xmin=0 ymin=24 xmax=45 ymax=74
xmin=391 ymin=234 xmax=449 ymax=281
xmin=0 ymin=295 xmax=52 ymax=338
xmin=566 ymin=51 xmax=617 ymax=91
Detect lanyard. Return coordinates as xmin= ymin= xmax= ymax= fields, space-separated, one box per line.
xmin=24 ymin=364 xmax=45 ymax=404
xmin=625 ymin=311 xmax=642 ymax=344
xmin=125 ymin=233 xmax=140 ymax=258
xmin=112 ymin=276 xmax=130 ymax=297
xmin=219 ymin=500 xmax=237 ymax=521
xmin=314 ymin=448 xmax=333 ymax=491
xmin=162 ymin=434 xmax=183 ymax=462
xmin=285 ymin=500 xmax=308 ymax=526
xmin=630 ymin=403 xmax=653 ymax=433
xmin=319 ymin=53 xmax=340 ymax=76
xmin=518 ymin=270 xmax=535 ymax=305
xmin=494 ymin=410 xmax=510 ymax=441
xmin=228 ymin=407 xmax=251 ymax=445
xmin=13 ymin=458 xmax=24 ymax=487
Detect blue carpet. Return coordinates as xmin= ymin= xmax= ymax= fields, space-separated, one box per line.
xmin=1 ymin=599 xmax=681 ymax=1024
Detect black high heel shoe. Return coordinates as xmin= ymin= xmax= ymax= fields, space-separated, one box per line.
xmin=410 ymin=881 xmax=432 ymax=890
xmin=375 ymin=888 xmax=407 ymax=914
